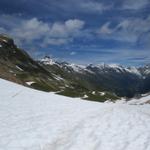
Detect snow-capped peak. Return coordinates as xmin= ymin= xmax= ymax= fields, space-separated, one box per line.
xmin=88 ymin=63 xmax=123 ymax=69
xmin=125 ymin=66 xmax=141 ymax=76
xmin=66 ymin=63 xmax=86 ymax=72
xmin=40 ymin=56 xmax=56 ymax=65
xmin=107 ymin=63 xmax=122 ymax=69
xmin=141 ymin=65 xmax=150 ymax=75
xmin=86 ymin=63 xmax=142 ymax=76
xmin=39 ymin=57 xmax=143 ymax=77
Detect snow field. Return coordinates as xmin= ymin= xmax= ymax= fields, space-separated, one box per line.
xmin=0 ymin=79 xmax=150 ymax=150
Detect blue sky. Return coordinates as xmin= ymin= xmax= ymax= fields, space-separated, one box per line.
xmin=0 ymin=0 xmax=150 ymax=66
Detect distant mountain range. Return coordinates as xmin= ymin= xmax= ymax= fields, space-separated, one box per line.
xmin=1 ymin=34 xmax=150 ymax=102
xmin=39 ymin=56 xmax=150 ymax=99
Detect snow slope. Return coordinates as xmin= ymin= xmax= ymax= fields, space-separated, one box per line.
xmin=1 ymin=79 xmax=150 ymax=150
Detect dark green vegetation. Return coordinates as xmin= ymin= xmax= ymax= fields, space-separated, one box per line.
xmin=1 ymin=34 xmax=150 ymax=102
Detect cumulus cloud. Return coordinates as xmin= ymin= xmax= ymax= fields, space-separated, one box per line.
xmin=50 ymin=19 xmax=85 ymax=38
xmin=65 ymin=19 xmax=85 ymax=31
xmin=11 ymin=18 xmax=50 ymax=42
xmin=0 ymin=15 xmax=85 ymax=47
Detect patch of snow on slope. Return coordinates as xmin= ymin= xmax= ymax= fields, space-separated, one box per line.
xmin=67 ymin=63 xmax=89 ymax=73
xmin=26 ymin=81 xmax=35 ymax=85
xmin=99 ymin=91 xmax=105 ymax=96
xmin=83 ymin=94 xmax=88 ymax=98
xmin=142 ymin=65 xmax=150 ymax=75
xmin=108 ymin=63 xmax=122 ymax=69
xmin=16 ymin=65 xmax=23 ymax=71
xmin=92 ymin=91 xmax=96 ymax=94
xmin=88 ymin=63 xmax=142 ymax=76
xmin=54 ymin=75 xmax=64 ymax=81
xmin=62 ymin=63 xmax=94 ymax=74
xmin=93 ymin=63 xmax=124 ymax=73
xmin=144 ymin=69 xmax=150 ymax=75
xmin=126 ymin=95 xmax=150 ymax=105
xmin=1 ymin=39 xmax=7 ymax=43
xmin=1 ymin=79 xmax=150 ymax=150
xmin=125 ymin=67 xmax=141 ymax=76
xmin=95 ymin=63 xmax=121 ymax=69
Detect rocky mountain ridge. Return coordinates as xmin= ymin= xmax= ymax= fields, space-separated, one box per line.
xmin=1 ymin=34 xmax=150 ymax=102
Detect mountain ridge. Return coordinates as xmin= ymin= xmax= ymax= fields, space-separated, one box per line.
xmin=38 ymin=55 xmax=150 ymax=98
xmin=1 ymin=34 xmax=150 ymax=102
xmin=39 ymin=56 xmax=144 ymax=76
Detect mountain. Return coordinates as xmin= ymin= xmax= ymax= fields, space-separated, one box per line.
xmin=1 ymin=34 xmax=150 ymax=102
xmin=39 ymin=56 xmax=147 ymax=98
xmin=39 ymin=57 xmax=120 ymax=101
xmin=1 ymin=78 xmax=150 ymax=150
xmin=0 ymin=34 xmax=69 ymax=92
xmin=0 ymin=34 xmax=117 ymax=101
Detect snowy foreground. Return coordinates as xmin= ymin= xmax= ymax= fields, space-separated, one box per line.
xmin=1 ymin=79 xmax=150 ymax=150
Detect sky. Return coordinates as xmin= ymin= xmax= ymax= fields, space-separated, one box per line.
xmin=0 ymin=0 xmax=150 ymax=66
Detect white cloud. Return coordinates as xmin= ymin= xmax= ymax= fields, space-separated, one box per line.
xmin=0 ymin=16 xmax=85 ymax=47
xmin=98 ymin=22 xmax=113 ymax=34
xmin=50 ymin=19 xmax=85 ymax=38
xmin=65 ymin=19 xmax=85 ymax=32
xmin=11 ymin=18 xmax=50 ymax=42
xmin=97 ymin=16 xmax=150 ymax=43
xmin=50 ymin=23 xmax=68 ymax=38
